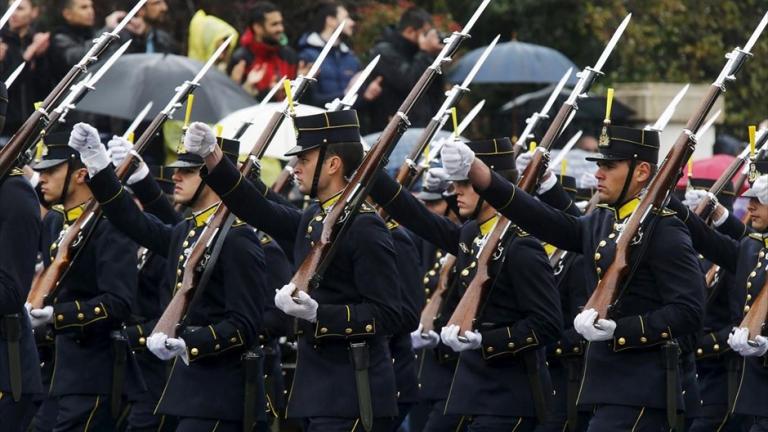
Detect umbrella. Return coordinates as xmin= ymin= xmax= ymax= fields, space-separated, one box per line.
xmin=217 ymin=103 xmax=325 ymax=160
xmin=674 ymin=154 xmax=745 ymax=192
xmin=501 ymin=85 xmax=634 ymax=120
xmin=447 ymin=40 xmax=578 ymax=85
xmin=76 ymin=53 xmax=254 ymax=123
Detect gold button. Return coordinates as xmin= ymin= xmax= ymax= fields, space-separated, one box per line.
xmin=594 ymin=253 xmax=601 ymax=261
xmin=179 ymin=254 xmax=185 ymax=261
xmin=189 ymin=230 xmax=195 ymax=237
xmin=345 ymin=328 xmax=353 ymax=334
xmin=365 ymin=324 xmax=373 ymax=332
xmin=599 ymin=240 xmax=607 ymax=247
xmin=470 ymin=261 xmax=477 ymax=268
xmin=751 ymin=271 xmax=757 ymax=278
xmin=177 ymin=269 xmax=182 ymax=276
xmin=77 ymin=313 xmax=85 ymax=321
xmin=696 ymin=348 xmax=703 ymax=356
xmin=573 ymin=347 xmax=580 ymax=353
xmin=747 ymin=282 xmax=752 ymax=289
xmin=507 ymin=342 xmax=515 ymax=349
xmin=596 ymin=267 xmax=602 ymax=276
xmin=436 ymin=252 xmax=443 ymax=258
xmin=183 ymin=241 xmax=189 ymax=248
xmin=423 ymin=277 xmax=430 ymax=284
xmin=214 ymin=344 xmax=221 ymax=351
xmin=526 ymin=337 xmax=533 ymax=343
xmin=747 ymin=294 xmax=752 ymax=301
xmin=617 ymin=337 xmax=626 ymax=346
xmin=486 ymin=346 xmax=495 ymax=353
xmin=428 ymin=270 xmax=436 ymax=276
xmin=744 ymin=305 xmax=751 ymax=313
xmin=424 ymin=289 xmax=430 ymax=295
xmin=640 ymin=336 xmax=647 ymax=343
xmin=661 ymin=332 xmax=669 ymax=339
xmin=93 ymin=307 xmax=101 ymax=315
xmin=461 ymin=269 xmax=470 ymax=277
xmin=433 ymin=262 xmax=440 ymax=269
xmin=761 ymin=251 xmax=766 ymax=258
xmin=608 ymin=233 xmax=616 ymax=239
xmin=230 ymin=337 xmax=238 ymax=343
xmin=57 ymin=314 xmax=64 ymax=322
xmin=139 ymin=337 xmax=146 ymax=346
xmin=314 ymin=215 xmax=323 ymax=222
xmin=319 ymin=327 xmax=328 ymax=334
xmin=176 ymin=282 xmax=182 ymax=290
xmin=713 ymin=344 xmax=720 ymax=352
xmin=555 ymin=348 xmax=562 ymax=355
xmin=190 ymin=348 xmax=199 ymax=356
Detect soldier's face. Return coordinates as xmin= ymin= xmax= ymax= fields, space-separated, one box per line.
xmin=38 ymin=164 xmax=67 ymax=203
xmin=293 ymin=149 xmax=337 ymax=196
xmin=452 ymin=180 xmax=481 ymax=218
xmin=594 ymin=160 xmax=650 ymax=204
xmin=747 ymin=198 xmax=768 ymax=231
xmin=172 ymin=167 xmax=203 ymax=204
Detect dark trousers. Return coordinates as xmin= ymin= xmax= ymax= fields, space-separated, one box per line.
xmin=52 ymin=395 xmax=115 ymax=432
xmin=0 ymin=392 xmax=36 ymax=432
xmin=422 ymin=399 xmax=465 ymax=432
xmin=302 ymin=417 xmax=397 ymax=431
xmin=464 ymin=416 xmax=536 ymax=432
xmin=393 ymin=402 xmax=415 ymax=431
xmin=586 ymin=405 xmax=668 ymax=432
xmin=746 ymin=417 xmax=768 ymax=432
xmin=126 ymin=398 xmax=178 ymax=431
xmin=688 ymin=404 xmax=745 ymax=432
xmin=175 ymin=418 xmax=240 ymax=432
xmin=534 ymin=412 xmax=591 ymax=432
xmin=31 ymin=396 xmax=58 ymax=432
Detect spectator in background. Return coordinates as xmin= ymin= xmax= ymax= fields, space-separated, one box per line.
xmin=187 ymin=9 xmax=238 ymax=70
xmin=103 ymin=0 xmax=178 ymax=54
xmin=297 ymin=1 xmax=360 ymax=108
xmin=48 ymin=0 xmax=95 ymax=83
xmin=228 ymin=1 xmax=300 ymax=100
xmin=361 ymin=7 xmax=445 ymax=134
xmin=0 ymin=0 xmax=52 ymax=139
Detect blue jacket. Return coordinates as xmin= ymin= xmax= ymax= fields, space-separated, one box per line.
xmin=297 ymin=32 xmax=360 ymax=108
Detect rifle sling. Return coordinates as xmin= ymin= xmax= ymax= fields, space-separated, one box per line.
xmin=50 ymin=214 xmax=102 ymax=299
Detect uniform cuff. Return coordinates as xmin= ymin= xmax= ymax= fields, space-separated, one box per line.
xmin=53 ymin=301 xmax=109 ymax=332
xmin=125 ymin=323 xmax=150 ymax=351
xmin=483 ymin=171 xmax=517 ymax=211
xmin=480 ymin=326 xmax=539 ymax=360
xmin=695 ymin=329 xmax=730 ymax=359
xmin=130 ymin=174 xmax=164 ymax=207
xmin=181 ymin=322 xmax=245 ymax=362
xmin=313 ymin=304 xmax=376 ymax=340
xmin=612 ymin=315 xmax=671 ymax=351
xmin=202 ymin=156 xmax=265 ymax=198
xmin=551 ymin=329 xmax=586 ymax=357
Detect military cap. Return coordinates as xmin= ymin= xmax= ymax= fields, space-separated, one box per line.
xmin=558 ymin=174 xmax=577 ymax=200
xmin=586 ymin=125 xmax=659 ymax=164
xmin=32 ymin=129 xmax=80 ymax=171
xmin=415 ymin=169 xmax=451 ymax=202
xmin=447 ymin=137 xmax=517 ymax=181
xmin=168 ymin=136 xmax=240 ymax=169
xmin=284 ymin=109 xmax=361 ymax=156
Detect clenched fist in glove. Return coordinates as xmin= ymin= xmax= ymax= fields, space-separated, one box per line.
xmin=440 ymin=140 xmax=475 ymax=180
xmin=107 ymin=136 xmax=149 ymax=185
xmin=183 ymin=122 xmax=217 ymax=158
xmin=440 ymin=324 xmax=482 ymax=352
xmin=68 ymin=123 xmax=109 ymax=176
xmin=411 ymin=324 xmax=440 ymax=350
xmin=274 ymin=283 xmax=318 ymax=322
xmin=147 ymin=332 xmax=189 ymax=364
xmin=573 ymin=308 xmax=616 ymax=342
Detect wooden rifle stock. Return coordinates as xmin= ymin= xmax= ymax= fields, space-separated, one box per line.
xmin=271 ymin=158 xmax=297 ymax=194
xmin=694 ymin=155 xmax=747 ymax=221
xmin=420 ymin=254 xmax=456 ymax=333
xmin=740 ymin=277 xmax=768 ymax=340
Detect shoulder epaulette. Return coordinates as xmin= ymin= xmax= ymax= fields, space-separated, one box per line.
xmin=510 ymin=224 xmax=529 ymax=237
xmin=748 ymin=233 xmax=765 ymax=242
xmin=386 ymin=219 xmax=399 ymax=231
xmin=359 ymin=201 xmax=376 ymax=213
xmin=232 ymin=218 xmax=247 ymax=227
xmin=9 ymin=168 xmax=23 ymax=177
xmin=653 ymin=207 xmax=676 ymax=217
xmin=51 ymin=204 xmax=65 ymax=215
xmin=257 ymin=231 xmax=273 ymax=245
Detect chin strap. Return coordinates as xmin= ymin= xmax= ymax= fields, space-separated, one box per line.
xmin=611 ymin=158 xmax=637 ymax=209
xmin=470 ymin=196 xmax=485 ymax=221
xmin=56 ymin=158 xmax=77 ymax=206
xmin=310 ymin=146 xmax=328 ymax=199
xmin=184 ymin=171 xmax=206 ymax=207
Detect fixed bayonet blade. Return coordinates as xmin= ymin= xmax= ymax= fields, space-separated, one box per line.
xmin=460 ymin=35 xmax=499 ymax=88
xmin=744 ymin=10 xmax=768 ymax=53
xmin=0 ymin=0 xmax=22 ymax=32
xmin=542 ymin=68 xmax=572 ymax=115
xmin=4 ymin=62 xmax=25 ymax=88
xmin=340 ymin=55 xmax=380 ymax=107
xmin=593 ymin=13 xmax=632 ymax=73
xmin=457 ymin=99 xmax=485 ymax=135
xmin=190 ymin=35 xmax=233 ymax=85
xmin=123 ymin=102 xmax=153 ymax=139
xmin=55 ymin=73 xmax=92 ymax=113
xmin=695 ymin=110 xmax=721 ymax=140
xmin=462 ymin=0 xmax=491 ymax=36
xmin=551 ymin=130 xmax=583 ymax=167
xmin=305 ymin=20 xmax=345 ymax=80
xmin=648 ymin=83 xmax=689 ymax=131
xmin=259 ymin=75 xmax=286 ymax=107
xmin=88 ymin=40 xmax=131 ymax=87
xmin=112 ymin=0 xmax=148 ymax=35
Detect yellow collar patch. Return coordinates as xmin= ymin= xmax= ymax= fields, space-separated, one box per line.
xmin=64 ymin=203 xmax=88 ymax=223
xmin=321 ymin=190 xmax=343 ymax=211
xmin=479 ymin=214 xmax=499 ymax=236
xmin=192 ymin=202 xmax=220 ymax=227
xmin=598 ymin=197 xmax=641 ymax=221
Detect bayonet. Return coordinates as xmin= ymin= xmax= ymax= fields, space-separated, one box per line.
xmin=327 ymin=55 xmax=380 ymax=111
xmin=426 ymin=99 xmax=486 ymax=162
xmin=123 ymin=102 xmax=153 ymax=139
xmin=516 ymin=67 xmax=572 ymax=147
xmin=0 ymin=0 xmax=22 ymax=32
xmin=694 ymin=110 xmax=721 ymax=140
xmin=4 ymin=62 xmax=25 ymax=88
xmin=550 ymin=130 xmax=583 ymax=168
xmin=647 ymin=84 xmax=689 ymax=132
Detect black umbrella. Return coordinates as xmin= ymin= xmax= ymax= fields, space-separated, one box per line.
xmin=500 ymin=85 xmax=634 ymax=120
xmin=75 ymin=53 xmax=254 ymax=123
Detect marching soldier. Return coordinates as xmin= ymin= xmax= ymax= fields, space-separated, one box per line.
xmin=185 ymin=111 xmax=403 ymax=431
xmin=371 ymin=137 xmax=562 ymax=431
xmin=28 ymin=128 xmax=141 ymax=431
xmin=441 ymin=124 xmax=705 ymax=430
xmin=67 ymin=123 xmax=267 ymax=432
xmin=0 ymin=81 xmax=44 ymax=431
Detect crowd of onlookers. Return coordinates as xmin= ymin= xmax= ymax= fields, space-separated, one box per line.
xmin=0 ymin=0 xmax=452 ymax=137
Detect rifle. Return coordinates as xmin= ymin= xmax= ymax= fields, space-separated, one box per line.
xmin=0 ymin=0 xmax=146 ymax=181
xmin=291 ymin=0 xmax=490 ymax=294
xmin=26 ymin=38 xmax=231 ymax=309
xmin=513 ymin=67 xmax=574 ymax=154
xmin=271 ymin=54 xmax=381 ymax=195
xmin=447 ymin=14 xmax=631 ymax=335
xmin=585 ymin=12 xmax=768 ymax=319
xmin=420 ymin=254 xmax=456 ymax=333
xmin=151 ymin=22 xmax=348 ymax=338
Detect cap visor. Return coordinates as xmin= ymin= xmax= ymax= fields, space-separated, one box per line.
xmin=741 ymin=188 xmax=759 ymax=199
xmin=31 ymin=159 xmax=67 ymax=171
xmin=584 ymin=154 xmax=630 ymax=162
xmin=166 ymin=160 xmax=204 ymax=169
xmin=415 ymin=191 xmax=443 ymax=201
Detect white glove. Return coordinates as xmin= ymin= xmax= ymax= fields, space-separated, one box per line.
xmin=682 ymin=189 xmax=708 ymax=211
xmin=183 ymin=122 xmax=217 ymax=158
xmin=147 ymin=332 xmax=189 ymax=364
xmin=440 ymin=324 xmax=482 ymax=352
xmin=440 ymin=140 xmax=475 ymax=180
xmin=107 ymin=136 xmax=149 ymax=185
xmin=411 ymin=324 xmax=440 ymax=350
xmin=423 ymin=167 xmax=450 ymax=192
xmin=750 ymin=175 xmax=768 ymax=205
xmin=516 ymin=151 xmax=533 ymax=173
xmin=274 ymin=283 xmax=318 ymax=322
xmin=579 ymin=172 xmax=598 ymax=189
xmin=29 ymin=306 xmax=53 ymax=328
xmin=728 ymin=327 xmax=768 ymax=357
xmin=537 ymin=170 xmax=557 ymax=194
xmin=573 ymin=308 xmax=616 ymax=342
xmin=68 ymin=123 xmax=109 ymax=176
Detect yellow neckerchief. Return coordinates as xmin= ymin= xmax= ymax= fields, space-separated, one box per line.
xmin=192 ymin=202 xmax=220 ymax=228
xmin=321 ymin=190 xmax=343 ymax=212
xmin=598 ymin=196 xmax=641 ymax=221
xmin=478 ymin=214 xmax=500 ymax=236
xmin=63 ymin=202 xmax=88 ymax=223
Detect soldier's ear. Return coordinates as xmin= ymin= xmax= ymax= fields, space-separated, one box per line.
xmin=634 ymin=161 xmax=652 ymax=183
xmin=73 ymin=168 xmax=89 ymax=185
xmin=326 ymin=154 xmax=343 ymax=177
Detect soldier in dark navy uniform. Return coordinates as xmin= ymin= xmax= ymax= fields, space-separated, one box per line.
xmin=27 ymin=127 xmax=141 ymax=432
xmin=67 ymin=123 xmax=267 ymax=432
xmin=441 ymin=125 xmax=705 ymax=431
xmin=0 ymin=81 xmax=44 ymax=432
xmin=184 ymin=111 xmax=403 ymax=431
xmin=370 ymin=137 xmax=562 ymax=432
